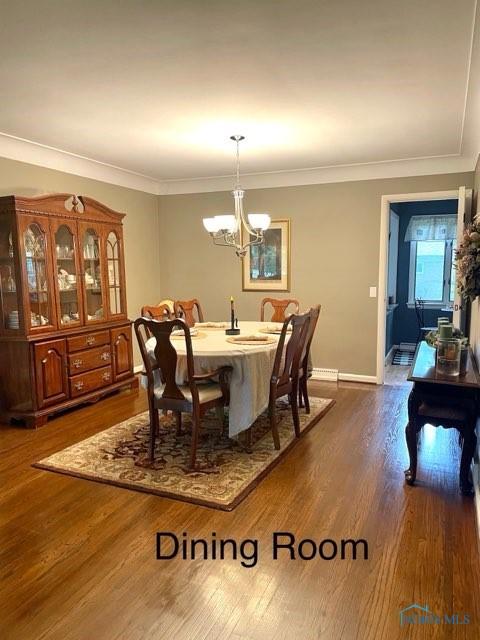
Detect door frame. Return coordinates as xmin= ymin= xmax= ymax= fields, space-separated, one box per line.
xmin=376 ymin=189 xmax=464 ymax=384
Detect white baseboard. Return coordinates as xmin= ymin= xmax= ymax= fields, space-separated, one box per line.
xmin=311 ymin=368 xmax=378 ymax=384
xmin=338 ymin=373 xmax=378 ymax=384
xmin=311 ymin=367 xmax=339 ymax=382
xmin=136 ymin=363 xmax=376 ymax=385
xmin=385 ymin=345 xmax=397 ymax=365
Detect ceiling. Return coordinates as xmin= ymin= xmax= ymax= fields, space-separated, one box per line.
xmin=0 ymin=0 xmax=479 ymax=193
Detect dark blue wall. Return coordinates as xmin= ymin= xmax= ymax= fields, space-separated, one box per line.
xmin=390 ymin=199 xmax=458 ymax=345
xmin=386 ymin=309 xmax=395 ymax=355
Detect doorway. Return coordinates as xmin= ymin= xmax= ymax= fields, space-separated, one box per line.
xmin=377 ymin=188 xmax=472 ymax=385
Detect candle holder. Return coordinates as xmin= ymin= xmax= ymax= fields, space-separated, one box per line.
xmin=226 ymin=298 xmax=240 ymax=335
xmin=225 ymin=319 xmax=240 ymax=335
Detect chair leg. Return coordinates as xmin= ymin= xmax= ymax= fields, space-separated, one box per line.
xmin=245 ymin=426 xmax=253 ymax=453
xmin=291 ymin=382 xmax=300 ymax=438
xmin=149 ymin=407 xmax=159 ymax=460
xmin=215 ymin=405 xmax=225 ymax=429
xmin=269 ymin=400 xmax=281 ymax=450
xmin=189 ymin=408 xmax=201 ymax=470
xmin=303 ymin=378 xmax=310 ymax=414
xmin=175 ymin=411 xmax=182 ymax=436
xmin=299 ymin=386 xmax=304 ymax=408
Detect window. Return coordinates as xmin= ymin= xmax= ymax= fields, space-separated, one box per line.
xmin=408 ymin=239 xmax=455 ymax=307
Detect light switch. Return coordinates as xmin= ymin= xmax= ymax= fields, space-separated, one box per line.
xmin=369 ymin=286 xmax=377 ymax=298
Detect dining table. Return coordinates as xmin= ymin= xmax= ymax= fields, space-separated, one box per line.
xmin=144 ymin=320 xmax=288 ymax=437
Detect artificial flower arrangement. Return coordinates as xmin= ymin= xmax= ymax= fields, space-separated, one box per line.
xmin=455 ymin=221 xmax=480 ymax=300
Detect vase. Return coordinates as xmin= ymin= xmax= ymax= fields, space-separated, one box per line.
xmin=436 ymin=338 xmax=461 ymax=377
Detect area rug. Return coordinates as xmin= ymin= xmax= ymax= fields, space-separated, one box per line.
xmin=34 ymin=397 xmax=334 ymax=511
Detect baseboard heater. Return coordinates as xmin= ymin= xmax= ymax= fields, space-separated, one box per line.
xmin=311 ymin=368 xmax=339 ymax=382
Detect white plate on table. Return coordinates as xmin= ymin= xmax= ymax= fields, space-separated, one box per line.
xmin=259 ymin=324 xmax=292 ymax=335
xmin=226 ymin=334 xmax=276 ymax=346
xmin=171 ymin=328 xmax=200 ymax=338
xmin=194 ymin=322 xmax=229 ymax=329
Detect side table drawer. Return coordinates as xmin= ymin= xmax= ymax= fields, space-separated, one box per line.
xmin=70 ymin=366 xmax=113 ymax=398
xmin=68 ymin=330 xmax=110 ymax=353
xmin=68 ymin=346 xmax=112 ymax=375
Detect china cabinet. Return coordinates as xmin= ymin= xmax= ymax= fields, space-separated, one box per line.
xmin=0 ymin=194 xmax=137 ymax=428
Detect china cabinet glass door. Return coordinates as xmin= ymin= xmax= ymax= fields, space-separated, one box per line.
xmin=53 ymin=222 xmax=83 ymax=327
xmin=22 ymin=219 xmax=55 ymax=330
xmin=81 ymin=226 xmax=106 ymax=323
xmin=0 ymin=214 xmax=20 ymax=332
xmin=106 ymin=230 xmax=125 ymax=317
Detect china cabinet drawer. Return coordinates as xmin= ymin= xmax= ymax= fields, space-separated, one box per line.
xmin=67 ymin=330 xmax=110 ymax=352
xmin=68 ymin=345 xmax=111 ymax=375
xmin=69 ymin=366 xmax=113 ymax=397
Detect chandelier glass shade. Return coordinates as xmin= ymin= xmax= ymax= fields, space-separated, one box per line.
xmin=202 ymin=135 xmax=270 ymax=257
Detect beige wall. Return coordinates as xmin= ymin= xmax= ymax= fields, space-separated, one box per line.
xmin=159 ymin=172 xmax=473 ymax=376
xmin=0 ymin=157 xmax=161 ymax=365
xmin=0 ymin=155 xmax=474 ymax=376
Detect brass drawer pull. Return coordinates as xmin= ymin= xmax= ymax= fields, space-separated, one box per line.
xmin=86 ymin=336 xmax=96 ymax=346
xmin=74 ymin=381 xmax=84 ymax=391
xmin=100 ymin=352 xmax=110 ymax=361
xmin=102 ymin=372 xmax=111 ymax=381
xmin=72 ymin=359 xmax=83 ymax=368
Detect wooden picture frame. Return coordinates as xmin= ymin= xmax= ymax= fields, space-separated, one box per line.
xmin=242 ymin=218 xmax=291 ymax=291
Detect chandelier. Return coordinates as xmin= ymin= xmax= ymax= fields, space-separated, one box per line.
xmin=202 ymin=135 xmax=270 ymax=257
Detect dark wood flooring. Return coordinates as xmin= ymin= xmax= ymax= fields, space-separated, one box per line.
xmin=1 ymin=379 xmax=479 ymax=639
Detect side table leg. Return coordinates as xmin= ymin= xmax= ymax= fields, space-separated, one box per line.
xmin=405 ymin=389 xmax=420 ymax=486
xmin=405 ymin=421 xmax=418 ymax=485
xmin=459 ymin=425 xmax=476 ymax=496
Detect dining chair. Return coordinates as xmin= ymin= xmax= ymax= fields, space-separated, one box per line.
xmin=141 ymin=303 xmax=174 ymax=321
xmin=158 ymin=299 xmax=175 ymax=314
xmin=174 ymin=299 xmax=204 ymax=327
xmin=260 ymin=297 xmax=300 ymax=323
xmin=414 ymin=298 xmax=436 ymax=343
xmin=134 ymin=317 xmax=231 ymax=470
xmin=298 ymin=305 xmax=321 ymax=413
xmin=256 ymin=311 xmax=311 ymax=450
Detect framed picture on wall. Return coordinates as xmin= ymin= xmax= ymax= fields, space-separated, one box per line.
xmin=242 ymin=218 xmax=291 ymax=291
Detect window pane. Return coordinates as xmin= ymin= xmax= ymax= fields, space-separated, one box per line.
xmin=415 ymin=241 xmax=445 ymax=301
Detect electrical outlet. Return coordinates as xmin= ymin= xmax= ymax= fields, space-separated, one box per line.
xmin=369 ymin=286 xmax=377 ymax=298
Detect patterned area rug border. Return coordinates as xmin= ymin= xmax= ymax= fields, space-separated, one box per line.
xmin=33 ymin=398 xmax=334 ymax=511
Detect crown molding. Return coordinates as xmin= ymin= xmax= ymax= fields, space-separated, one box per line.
xmin=0 ymin=131 xmax=160 ymax=195
xmin=0 ymin=131 xmax=477 ymax=197
xmin=159 ymin=154 xmax=477 ymax=195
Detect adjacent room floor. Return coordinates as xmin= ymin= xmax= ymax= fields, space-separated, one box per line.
xmin=1 ymin=380 xmax=479 ymax=640
xmin=384 ymin=361 xmax=412 ymax=386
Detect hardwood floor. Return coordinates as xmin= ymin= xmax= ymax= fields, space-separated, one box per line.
xmin=1 ymin=379 xmax=479 ymax=639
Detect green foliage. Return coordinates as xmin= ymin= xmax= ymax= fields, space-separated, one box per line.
xmin=455 ymin=221 xmax=480 ymax=301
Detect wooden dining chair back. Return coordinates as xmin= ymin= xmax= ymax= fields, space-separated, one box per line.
xmin=298 ymin=305 xmax=321 ymax=413
xmin=174 ymin=299 xmax=204 ymax=327
xmin=141 ymin=303 xmax=173 ymax=321
xmin=134 ymin=316 xmax=231 ymax=469
xmin=260 ymin=297 xmax=300 ymax=323
xmin=267 ymin=311 xmax=311 ymax=449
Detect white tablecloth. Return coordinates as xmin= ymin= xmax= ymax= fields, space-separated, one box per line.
xmin=145 ymin=321 xmax=283 ymax=437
